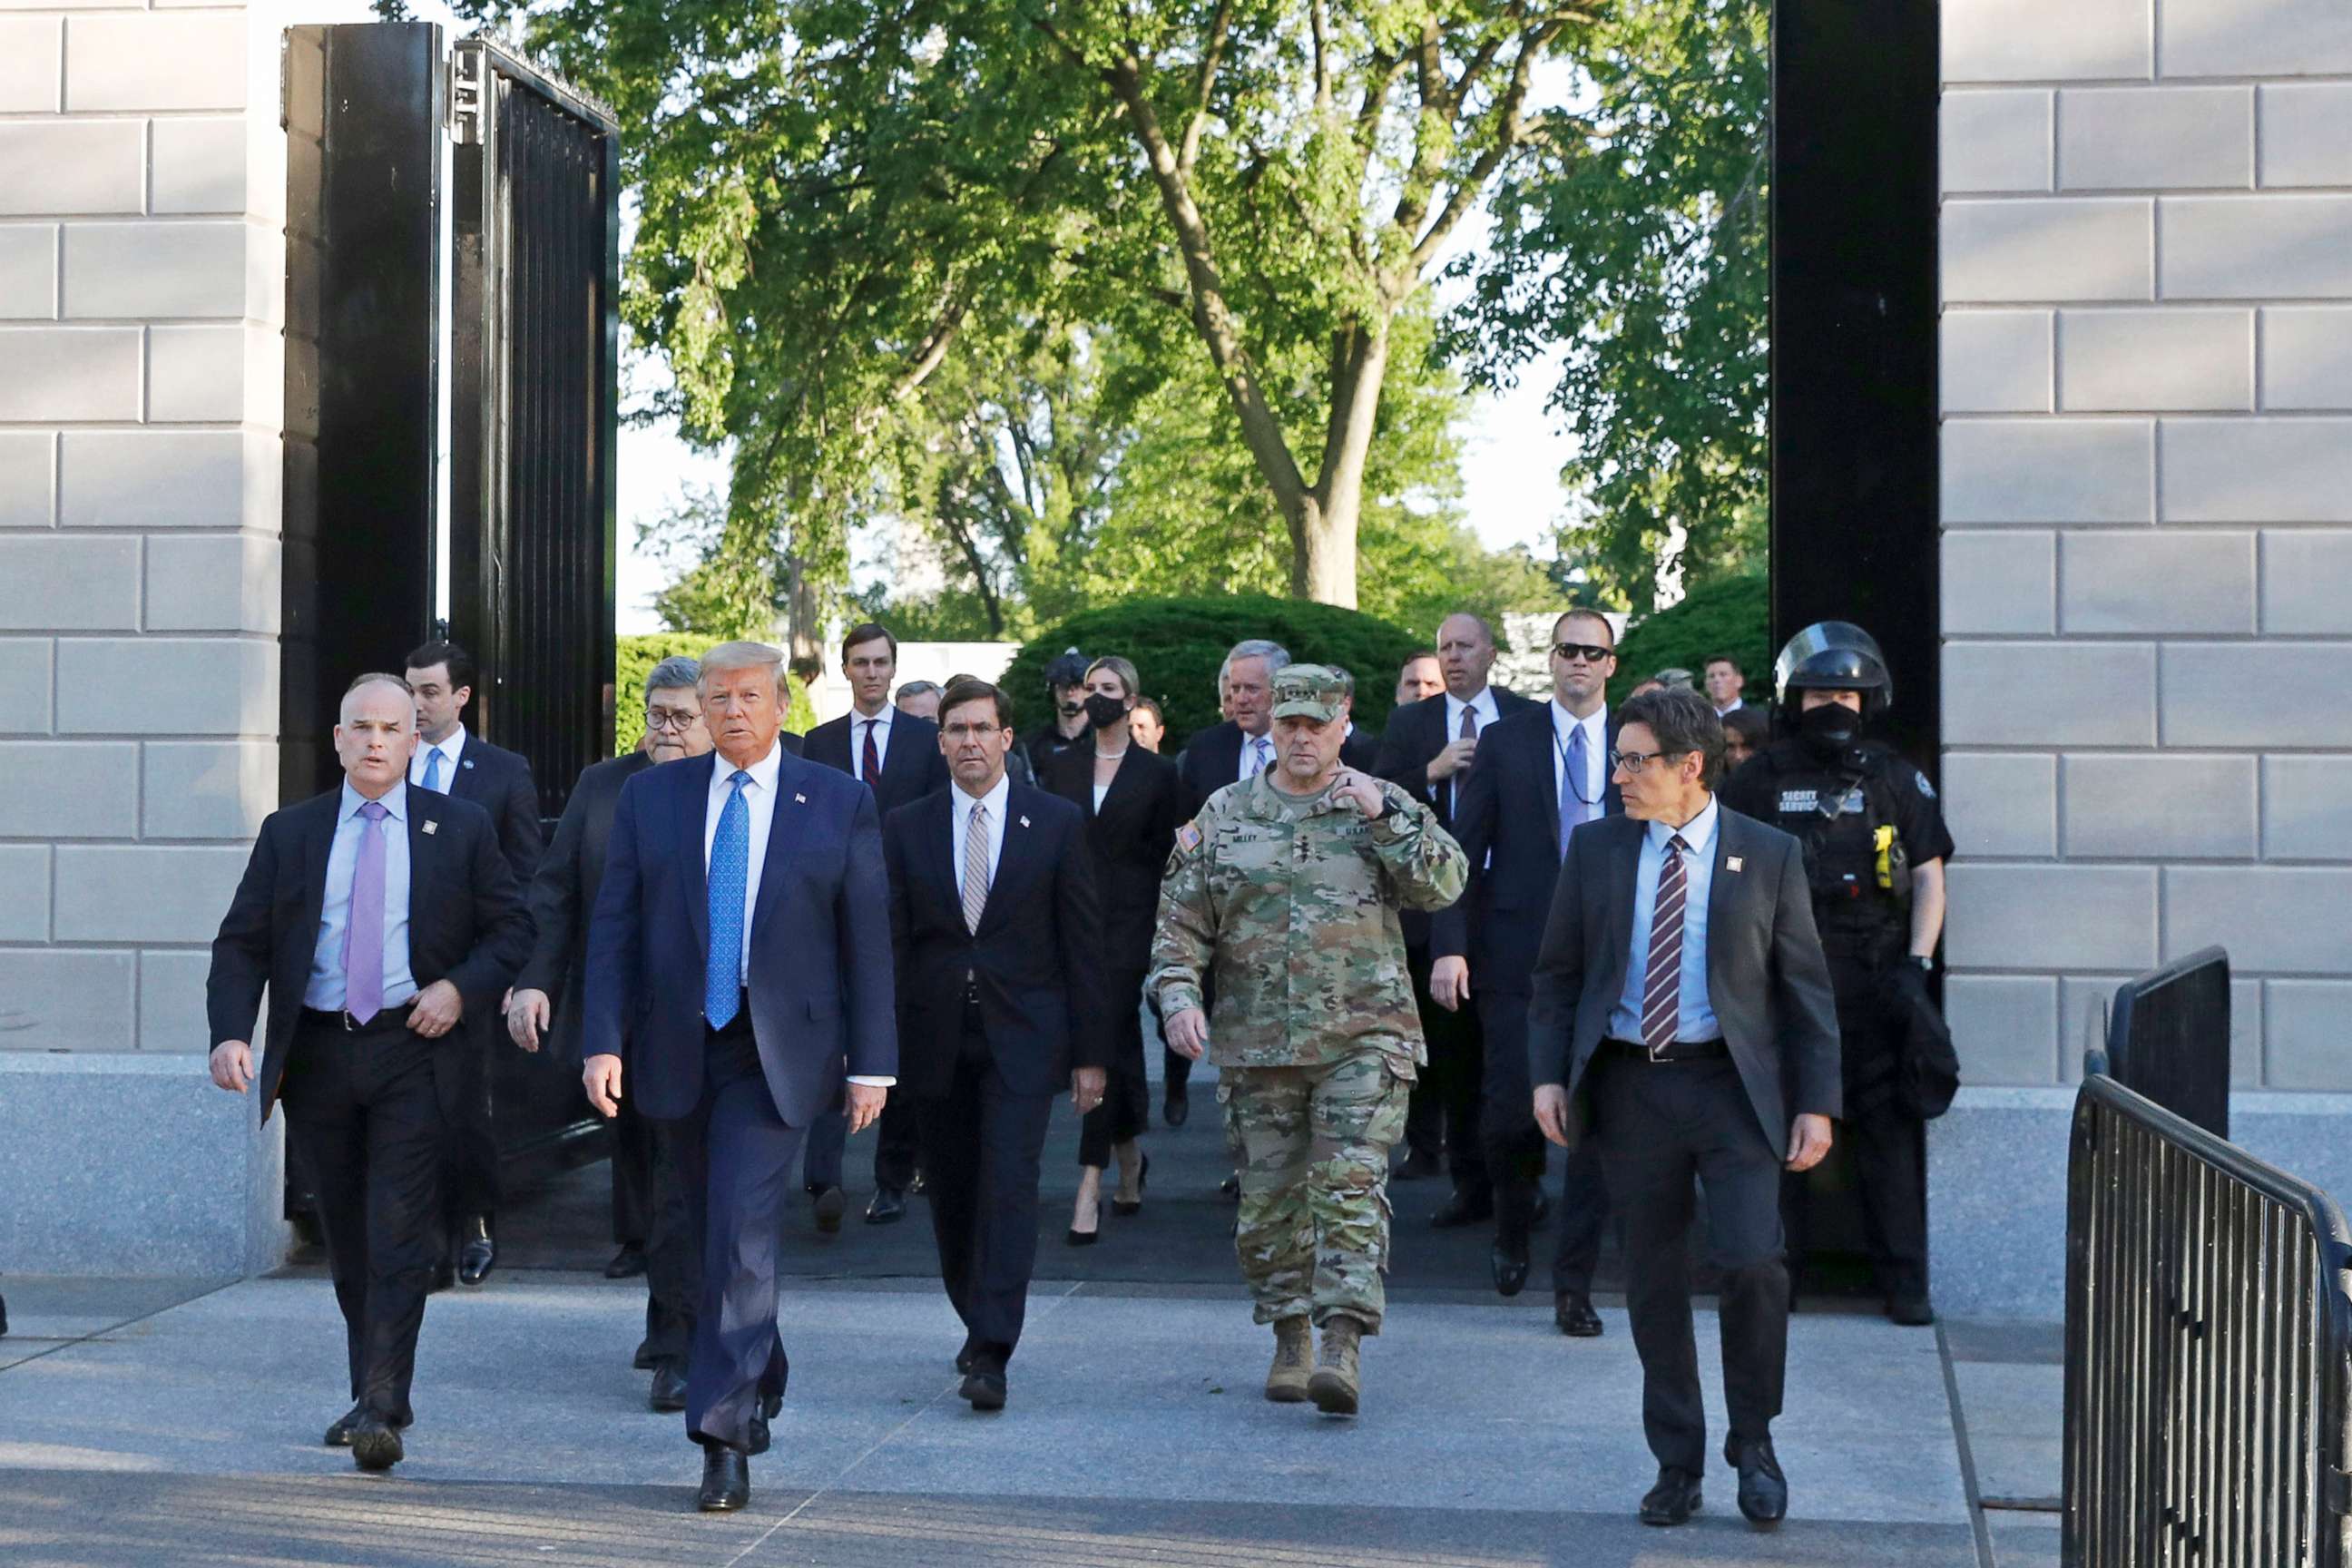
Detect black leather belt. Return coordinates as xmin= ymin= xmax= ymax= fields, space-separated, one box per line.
xmin=1601 ymin=1036 xmax=1729 ymax=1064
xmin=300 ymin=1004 xmax=405 ymax=1034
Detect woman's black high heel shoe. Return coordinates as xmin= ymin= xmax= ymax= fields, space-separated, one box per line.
xmin=1111 ymin=1152 xmax=1150 ymax=1217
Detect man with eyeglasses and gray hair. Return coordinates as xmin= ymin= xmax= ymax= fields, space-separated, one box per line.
xmin=509 ymin=655 xmax=715 ymax=1409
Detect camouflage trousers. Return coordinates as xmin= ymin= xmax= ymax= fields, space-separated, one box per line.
xmin=1218 ymin=1054 xmax=1411 ymax=1333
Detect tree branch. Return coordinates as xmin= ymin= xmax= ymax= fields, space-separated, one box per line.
xmin=1309 ymin=0 xmax=1332 ymax=116
xmin=1406 ymin=22 xmax=1563 ymax=275
xmin=1180 ymin=0 xmax=1235 ymax=176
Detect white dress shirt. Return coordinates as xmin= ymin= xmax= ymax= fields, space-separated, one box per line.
xmin=1550 ymin=700 xmax=1610 ymax=813
xmin=1238 ymin=728 xmax=1275 ymax=783
xmin=950 ymin=772 xmax=1012 ymax=897
xmin=851 ymin=703 xmax=894 ymax=783
xmin=1608 ymin=793 xmax=1722 ymax=1044
xmin=704 ymin=740 xmax=894 ymax=1086
xmin=1443 ymin=686 xmax=1502 ymax=740
xmin=410 ymin=723 xmax=466 ymax=791
xmin=1716 ymin=698 xmax=1745 ymax=717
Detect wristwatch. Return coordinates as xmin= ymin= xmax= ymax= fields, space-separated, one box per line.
xmin=1910 ymin=954 xmax=1936 ymax=975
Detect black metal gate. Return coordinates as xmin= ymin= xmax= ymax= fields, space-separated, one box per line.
xmin=448 ymin=39 xmax=621 ymax=818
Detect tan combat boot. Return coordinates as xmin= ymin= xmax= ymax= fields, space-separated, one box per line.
xmin=1308 ymin=1314 xmax=1363 ymax=1416
xmin=1265 ymin=1317 xmax=1312 ymax=1403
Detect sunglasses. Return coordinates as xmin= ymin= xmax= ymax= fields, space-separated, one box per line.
xmin=1552 ymin=642 xmax=1615 ymax=664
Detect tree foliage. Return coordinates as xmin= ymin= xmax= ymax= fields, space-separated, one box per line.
xmin=1447 ymin=0 xmax=1769 ymax=612
xmin=487 ymin=0 xmax=1582 ymax=608
xmin=1606 ymin=569 xmax=1768 ymax=708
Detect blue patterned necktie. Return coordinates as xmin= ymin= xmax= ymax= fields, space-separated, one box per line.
xmin=423 ymin=748 xmax=445 ymax=793
xmin=705 ymin=770 xmax=750 ymax=1026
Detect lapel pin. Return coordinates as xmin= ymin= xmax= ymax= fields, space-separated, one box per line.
xmin=1726 ymin=856 xmax=1742 ymax=873
xmin=794 ymin=792 xmax=808 ymax=804
xmin=462 ymin=759 xmax=475 ymax=769
xmin=1019 ymin=815 xmax=1031 ymax=828
xmin=422 ymin=819 xmax=439 ymax=836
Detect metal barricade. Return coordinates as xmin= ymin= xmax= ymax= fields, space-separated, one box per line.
xmin=2063 ymin=1073 xmax=2352 ymax=1567
xmin=2094 ymin=946 xmax=2233 ymax=1139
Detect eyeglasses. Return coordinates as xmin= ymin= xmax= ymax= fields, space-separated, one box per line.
xmin=1553 ymin=642 xmax=1614 ymax=664
xmin=1608 ymin=748 xmax=1689 ymax=776
xmin=643 ymin=708 xmax=702 ymax=732
xmin=943 ymin=721 xmax=1004 ymax=741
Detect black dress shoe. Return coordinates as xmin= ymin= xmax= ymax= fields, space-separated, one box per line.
xmin=1554 ymin=1290 xmax=1603 ymax=1338
xmin=1639 ymin=1466 xmax=1702 ymax=1525
xmin=1219 ymin=1174 xmax=1240 ymax=1202
xmin=812 ymin=1186 xmax=847 ymax=1235
xmin=1887 ymin=1291 xmax=1936 ymax=1327
xmin=697 ymin=1446 xmax=750 ymax=1512
xmin=960 ymin=1367 xmax=1007 ymax=1411
xmin=457 ymin=1219 xmax=496 ymax=1286
xmin=649 ymin=1359 xmax=689 ymax=1413
xmin=865 ymin=1186 xmax=906 ymax=1225
xmin=605 ymin=1242 xmax=647 ymax=1279
xmin=632 ymin=1338 xmax=658 ymax=1371
xmin=1162 ymin=1085 xmax=1189 ymax=1128
xmin=1429 ymin=1189 xmax=1494 ymax=1229
xmin=324 ymin=1403 xmax=364 ymax=1446
xmin=1393 ymin=1148 xmax=1442 ymax=1181
xmin=349 ymin=1414 xmax=404 ymax=1472
xmin=1491 ymin=1241 xmax=1530 ymax=1298
xmin=1726 ymin=1436 xmax=1788 ymax=1527
xmin=956 ymin=1339 xmax=977 ymax=1376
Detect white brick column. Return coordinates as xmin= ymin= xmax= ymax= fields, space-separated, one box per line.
xmin=0 ymin=0 xmax=291 ymax=1275
xmin=1940 ymin=0 xmax=2352 ymax=1092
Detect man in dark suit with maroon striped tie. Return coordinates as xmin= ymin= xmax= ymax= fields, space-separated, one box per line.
xmin=1528 ymin=686 xmax=1839 ymax=1531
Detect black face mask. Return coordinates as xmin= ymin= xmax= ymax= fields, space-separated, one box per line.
xmin=1084 ymin=693 xmax=1130 ymax=730
xmin=1798 ymin=700 xmax=1860 ymax=759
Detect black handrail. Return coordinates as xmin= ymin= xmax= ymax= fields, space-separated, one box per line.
xmin=2063 ymin=1073 xmax=2352 ymax=1566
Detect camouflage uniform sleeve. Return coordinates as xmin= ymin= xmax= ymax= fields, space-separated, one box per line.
xmin=1367 ymin=783 xmax=1467 ymax=912
xmin=1149 ymin=815 xmax=1217 ymax=1017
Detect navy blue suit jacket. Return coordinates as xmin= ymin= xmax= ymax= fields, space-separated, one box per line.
xmin=802 ymin=710 xmax=949 ymax=817
xmin=446 ymin=733 xmax=544 ymax=887
xmin=1431 ymin=703 xmax=1622 ymax=992
xmin=583 ymin=747 xmax=897 ymax=1126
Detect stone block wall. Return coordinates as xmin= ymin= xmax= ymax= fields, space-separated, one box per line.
xmin=1939 ymin=0 xmax=2352 ymax=1090
xmin=0 ymin=0 xmax=289 ymax=1274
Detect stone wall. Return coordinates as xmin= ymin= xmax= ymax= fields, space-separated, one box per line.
xmin=0 ymin=0 xmax=289 ymax=1275
xmin=1938 ymin=0 xmax=2352 ymax=1092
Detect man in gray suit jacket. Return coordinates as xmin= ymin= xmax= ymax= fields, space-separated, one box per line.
xmin=1528 ymin=686 xmax=1839 ymax=1532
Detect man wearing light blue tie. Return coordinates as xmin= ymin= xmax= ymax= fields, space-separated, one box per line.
xmin=582 ymin=641 xmax=897 ymax=1514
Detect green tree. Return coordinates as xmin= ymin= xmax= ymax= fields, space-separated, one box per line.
xmin=496 ymin=0 xmax=1581 ymax=608
xmin=1447 ymin=0 xmax=1769 ymax=613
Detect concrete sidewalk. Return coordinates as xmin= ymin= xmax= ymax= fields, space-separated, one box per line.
xmin=0 ymin=1270 xmax=2050 ymax=1567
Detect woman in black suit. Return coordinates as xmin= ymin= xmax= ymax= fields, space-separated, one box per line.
xmin=1043 ymin=655 xmax=1181 ymax=1243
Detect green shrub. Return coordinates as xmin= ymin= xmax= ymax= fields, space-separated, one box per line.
xmin=996 ymin=594 xmax=1424 ymax=750
xmin=616 ymin=632 xmax=815 ymax=756
xmin=1609 ymin=572 xmax=1771 ymax=709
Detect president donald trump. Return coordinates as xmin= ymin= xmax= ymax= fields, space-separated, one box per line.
xmin=583 ymin=641 xmax=896 ymax=1513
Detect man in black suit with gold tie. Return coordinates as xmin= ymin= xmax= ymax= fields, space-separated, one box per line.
xmin=802 ymin=622 xmax=951 ymax=1228
xmin=1530 ymin=685 xmax=1839 ymax=1529
xmin=206 ymin=672 xmax=530 ymax=1471
xmin=886 ymin=677 xmax=1105 ymax=1411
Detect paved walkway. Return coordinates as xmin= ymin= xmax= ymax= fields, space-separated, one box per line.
xmin=1 ymin=1266 xmax=2057 ymax=1567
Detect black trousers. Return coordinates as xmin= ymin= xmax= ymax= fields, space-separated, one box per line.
xmin=916 ymin=1016 xmax=1056 ymax=1368
xmin=1078 ymin=968 xmax=1150 ymax=1169
xmin=669 ymin=1009 xmax=801 ymax=1451
xmin=1815 ymin=947 xmax=1928 ymax=1298
xmin=1590 ymin=1050 xmax=1788 ymax=1475
xmin=279 ymin=1011 xmax=447 ymax=1424
xmin=1405 ymin=943 xmax=1477 ymax=1181
xmin=611 ymin=1086 xmax=656 ymax=1246
xmin=640 ymin=1119 xmax=699 ymax=1367
xmin=1477 ymin=988 xmax=1611 ymax=1290
xmin=439 ymin=1015 xmax=499 ymax=1238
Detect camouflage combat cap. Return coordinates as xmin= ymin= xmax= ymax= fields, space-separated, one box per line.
xmin=1269 ymin=663 xmax=1348 ymax=722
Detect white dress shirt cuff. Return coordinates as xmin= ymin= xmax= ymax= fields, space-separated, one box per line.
xmin=846 ymin=1075 xmax=896 ymax=1087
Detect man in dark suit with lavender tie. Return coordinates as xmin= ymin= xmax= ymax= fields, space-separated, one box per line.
xmin=206 ymin=672 xmax=530 ymax=1472
xmin=1529 ymin=686 xmax=1839 ymax=1530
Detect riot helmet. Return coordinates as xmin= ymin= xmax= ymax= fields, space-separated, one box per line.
xmin=1773 ymin=621 xmax=1892 ymax=718
xmin=1043 ymin=647 xmax=1092 ymax=693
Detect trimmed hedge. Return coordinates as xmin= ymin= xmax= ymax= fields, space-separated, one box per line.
xmin=1608 ymin=573 xmax=1771 ymax=709
xmin=995 ymin=594 xmax=1425 ymax=750
xmin=616 ymin=632 xmax=815 ymax=756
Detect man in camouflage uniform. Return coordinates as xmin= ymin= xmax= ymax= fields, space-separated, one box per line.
xmin=1152 ymin=664 xmax=1467 ymax=1416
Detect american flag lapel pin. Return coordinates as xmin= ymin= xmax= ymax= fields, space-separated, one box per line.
xmin=462 ymin=759 xmax=475 ymax=769
xmin=1019 ymin=815 xmax=1031 ymax=828
xmin=794 ymin=792 xmax=808 ymax=804
xmin=422 ymin=819 xmax=438 ymax=836
xmin=1726 ymin=856 xmax=1742 ymax=873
